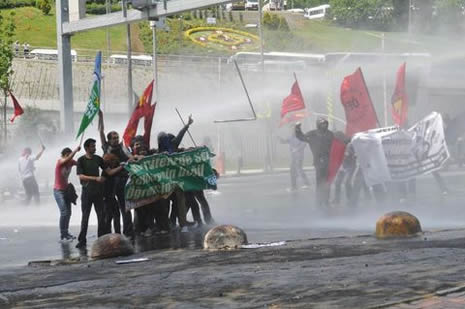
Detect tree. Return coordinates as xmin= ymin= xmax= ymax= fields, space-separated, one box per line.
xmin=433 ymin=0 xmax=465 ymax=32
xmin=329 ymin=0 xmax=393 ymax=30
xmin=37 ymin=0 xmax=52 ymax=15
xmin=392 ymin=0 xmax=409 ymax=31
xmin=0 ymin=11 xmax=16 ymax=145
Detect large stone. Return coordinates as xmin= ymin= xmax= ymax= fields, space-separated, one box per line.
xmin=90 ymin=233 xmax=134 ymax=259
xmin=204 ymin=225 xmax=248 ymax=250
xmin=376 ymin=211 xmax=422 ymax=239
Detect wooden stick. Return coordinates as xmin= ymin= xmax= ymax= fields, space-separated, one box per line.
xmin=79 ymin=131 xmax=85 ymax=147
xmin=175 ymin=108 xmax=197 ymax=147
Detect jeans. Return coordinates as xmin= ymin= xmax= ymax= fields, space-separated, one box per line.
xmin=186 ymin=192 xmax=202 ymax=223
xmin=290 ymin=155 xmax=309 ymax=189
xmin=77 ymin=187 xmax=105 ymax=245
xmin=115 ymin=176 xmax=133 ymax=237
xmin=193 ymin=191 xmax=213 ymax=224
xmin=23 ymin=177 xmax=40 ymax=205
xmin=315 ymin=165 xmax=330 ymax=207
xmin=53 ymin=189 xmax=72 ymax=238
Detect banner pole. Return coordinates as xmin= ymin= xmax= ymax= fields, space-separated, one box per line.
xmin=175 ymin=108 xmax=197 ymax=147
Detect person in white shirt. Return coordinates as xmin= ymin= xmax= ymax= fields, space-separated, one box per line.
xmin=18 ymin=145 xmax=45 ymax=205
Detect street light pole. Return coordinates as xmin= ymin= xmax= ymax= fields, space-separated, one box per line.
xmin=151 ymin=21 xmax=158 ymax=102
xmin=382 ymin=33 xmax=387 ymax=126
xmin=408 ymin=0 xmax=412 ymax=35
xmin=258 ymin=0 xmax=265 ymax=73
xmin=123 ymin=0 xmax=133 ymax=114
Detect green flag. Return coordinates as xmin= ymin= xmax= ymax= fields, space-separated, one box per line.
xmin=76 ymin=51 xmax=102 ymax=139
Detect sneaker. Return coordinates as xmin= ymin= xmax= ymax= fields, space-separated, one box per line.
xmin=193 ymin=222 xmax=203 ymax=229
xmin=301 ymin=185 xmax=310 ymax=189
xmin=143 ymin=229 xmax=153 ymax=237
xmin=65 ymin=233 xmax=76 ymax=240
xmin=286 ymin=187 xmax=297 ymax=193
xmin=61 ymin=235 xmax=74 ymax=242
xmin=75 ymin=242 xmax=86 ymax=249
xmin=180 ymin=226 xmax=189 ymax=233
xmin=185 ymin=221 xmax=196 ymax=227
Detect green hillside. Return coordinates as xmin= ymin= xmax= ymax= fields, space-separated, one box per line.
xmin=3 ymin=6 xmax=463 ymax=56
xmin=1 ymin=7 xmax=141 ymax=55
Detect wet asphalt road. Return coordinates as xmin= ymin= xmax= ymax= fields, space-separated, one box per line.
xmin=1 ymin=169 xmax=465 ymax=269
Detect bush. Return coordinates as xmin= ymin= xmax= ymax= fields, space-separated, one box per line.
xmin=36 ymin=0 xmax=51 ymax=15
xmin=329 ymin=0 xmax=393 ymax=31
xmin=0 ymin=0 xmax=36 ymax=9
xmin=86 ymin=3 xmax=121 ymax=15
xmin=263 ymin=12 xmax=289 ymax=31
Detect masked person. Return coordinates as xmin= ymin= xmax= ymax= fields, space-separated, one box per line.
xmin=130 ymin=136 xmax=171 ymax=236
xmin=296 ymin=118 xmax=334 ymax=208
xmin=158 ymin=116 xmax=194 ymax=233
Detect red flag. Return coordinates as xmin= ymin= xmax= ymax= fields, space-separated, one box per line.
xmin=9 ymin=91 xmax=24 ymax=122
xmin=281 ymin=80 xmax=306 ymax=118
xmin=143 ymin=103 xmax=156 ymax=148
xmin=391 ymin=62 xmax=408 ymax=127
xmin=340 ymin=68 xmax=379 ymax=137
xmin=279 ymin=110 xmax=309 ymax=127
xmin=122 ymin=80 xmax=154 ymax=147
xmin=327 ymin=135 xmax=347 ymax=184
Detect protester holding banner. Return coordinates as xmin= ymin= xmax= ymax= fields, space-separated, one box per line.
xmin=129 ymin=135 xmax=171 ymax=236
xmin=98 ymin=111 xmax=134 ymax=239
xmin=75 ymin=138 xmax=125 ymax=249
xmin=158 ymin=116 xmax=195 ymax=233
xmin=296 ymin=118 xmax=334 ymax=208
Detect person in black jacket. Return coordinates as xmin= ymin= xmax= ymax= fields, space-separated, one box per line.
xmin=295 ymin=118 xmax=334 ymax=208
xmin=158 ymin=116 xmax=194 ymax=232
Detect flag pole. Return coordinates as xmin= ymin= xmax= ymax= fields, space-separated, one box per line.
xmin=175 ymin=108 xmax=197 ymax=147
xmin=79 ymin=131 xmax=85 ymax=147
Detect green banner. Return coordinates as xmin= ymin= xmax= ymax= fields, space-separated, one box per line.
xmin=124 ymin=147 xmax=217 ymax=209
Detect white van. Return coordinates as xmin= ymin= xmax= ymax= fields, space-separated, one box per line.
xmin=304 ymin=4 xmax=330 ymax=20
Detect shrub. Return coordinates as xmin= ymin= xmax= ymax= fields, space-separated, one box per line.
xmin=36 ymin=0 xmax=51 ymax=15
xmin=263 ymin=12 xmax=289 ymax=31
xmin=0 ymin=0 xmax=36 ymax=9
xmin=85 ymin=3 xmax=121 ymax=15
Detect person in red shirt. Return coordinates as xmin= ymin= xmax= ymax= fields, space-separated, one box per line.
xmin=54 ymin=146 xmax=81 ymax=241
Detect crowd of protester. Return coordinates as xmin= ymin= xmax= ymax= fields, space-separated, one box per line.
xmin=41 ymin=112 xmax=216 ymax=248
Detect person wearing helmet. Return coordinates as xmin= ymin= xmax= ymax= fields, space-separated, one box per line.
xmin=295 ymin=117 xmax=334 ymax=208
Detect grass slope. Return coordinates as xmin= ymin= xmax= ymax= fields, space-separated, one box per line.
xmin=3 ymin=7 xmax=463 ymax=55
xmin=2 ymin=7 xmax=144 ymax=55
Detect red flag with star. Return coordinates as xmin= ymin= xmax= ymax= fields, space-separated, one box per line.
xmin=123 ymin=80 xmax=154 ymax=147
